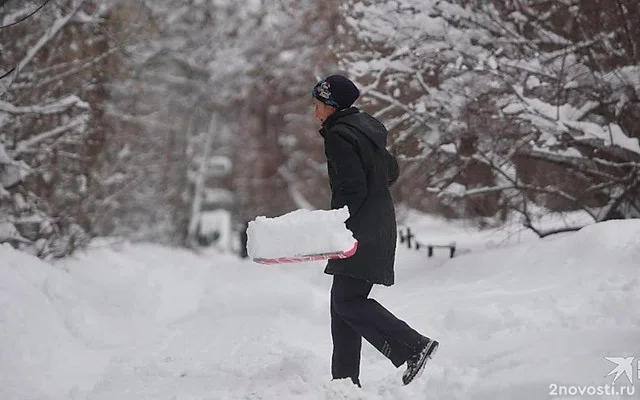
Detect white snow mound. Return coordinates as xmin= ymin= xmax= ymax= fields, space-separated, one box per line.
xmin=247 ymin=207 xmax=356 ymax=259
xmin=0 ymin=244 xmax=110 ymax=399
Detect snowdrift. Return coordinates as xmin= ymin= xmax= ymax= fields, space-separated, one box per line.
xmin=384 ymin=219 xmax=640 ymax=398
xmin=1 ymin=219 xmax=638 ymax=399
xmin=0 ymin=245 xmax=109 ymax=399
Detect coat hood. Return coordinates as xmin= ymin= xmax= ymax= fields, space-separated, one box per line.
xmin=337 ymin=112 xmax=388 ymax=149
xmin=323 ymin=108 xmax=388 ymax=150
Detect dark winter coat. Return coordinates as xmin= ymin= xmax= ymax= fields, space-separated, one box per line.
xmin=320 ymin=107 xmax=400 ymax=286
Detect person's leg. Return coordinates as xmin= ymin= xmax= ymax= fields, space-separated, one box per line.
xmin=331 ymin=275 xmax=428 ymax=368
xmin=330 ymin=292 xmax=363 ymax=381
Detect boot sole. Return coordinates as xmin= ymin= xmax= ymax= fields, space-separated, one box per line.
xmin=402 ymin=340 xmax=439 ymax=385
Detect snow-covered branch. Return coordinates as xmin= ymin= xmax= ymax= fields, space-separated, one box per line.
xmin=9 ymin=0 xmax=86 ymax=84
xmin=522 ymin=220 xmax=584 ymax=238
xmin=538 ymin=35 xmax=613 ymax=64
xmin=0 ymin=0 xmax=52 ymax=29
xmin=431 ymin=184 xmax=514 ymax=197
xmin=14 ymin=49 xmax=118 ymax=89
xmin=365 ymin=90 xmax=428 ymax=127
xmin=0 ymin=95 xmax=89 ymax=114
xmin=12 ymin=115 xmax=88 ymax=157
xmin=521 ymin=149 xmax=637 ymax=181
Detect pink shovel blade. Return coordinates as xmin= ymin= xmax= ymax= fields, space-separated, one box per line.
xmin=253 ymin=241 xmax=358 ymax=265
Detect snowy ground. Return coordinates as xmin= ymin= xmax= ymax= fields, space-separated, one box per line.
xmin=2 ymin=217 xmax=640 ymax=399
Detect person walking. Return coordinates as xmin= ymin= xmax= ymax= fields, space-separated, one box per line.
xmin=311 ymin=74 xmax=439 ymax=387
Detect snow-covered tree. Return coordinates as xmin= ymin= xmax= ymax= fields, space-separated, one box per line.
xmin=339 ymin=0 xmax=640 ymax=234
xmin=229 ymin=0 xmax=341 ymax=220
xmin=1 ymin=0 xmax=115 ymax=256
xmin=98 ymin=0 xmax=341 ymax=245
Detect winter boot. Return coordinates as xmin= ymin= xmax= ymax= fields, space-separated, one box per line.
xmin=402 ymin=338 xmax=439 ymax=385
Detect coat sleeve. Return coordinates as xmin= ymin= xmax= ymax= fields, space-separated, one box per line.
xmin=385 ymin=150 xmax=399 ymax=186
xmin=325 ymin=131 xmax=368 ymax=216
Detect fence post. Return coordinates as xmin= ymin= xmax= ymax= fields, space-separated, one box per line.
xmin=406 ymin=227 xmax=413 ymax=249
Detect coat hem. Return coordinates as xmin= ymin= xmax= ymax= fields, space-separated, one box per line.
xmin=324 ymin=268 xmax=394 ymax=287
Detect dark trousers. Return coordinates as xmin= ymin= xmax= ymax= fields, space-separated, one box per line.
xmin=330 ymin=274 xmax=425 ymax=379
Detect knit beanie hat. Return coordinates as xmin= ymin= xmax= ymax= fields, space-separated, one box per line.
xmin=312 ymin=75 xmax=360 ymax=110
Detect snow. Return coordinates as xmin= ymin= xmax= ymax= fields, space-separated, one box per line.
xmin=202 ymin=187 xmax=234 ymax=206
xmin=13 ymin=115 xmax=89 ymax=157
xmin=397 ymin=208 xmax=598 ymax=257
xmin=531 ymin=142 xmax=584 ymax=158
xmin=439 ymin=143 xmax=457 ymax=154
xmin=440 ymin=182 xmax=467 ymax=197
xmin=0 ymin=144 xmax=12 ymax=164
xmin=525 ymin=75 xmax=542 ymax=89
xmin=1 ymin=215 xmax=640 ymax=399
xmin=505 ymin=86 xmax=640 ymax=155
xmin=0 ymin=160 xmax=31 ymax=188
xmin=198 ymin=209 xmax=233 ymax=251
xmin=0 ymin=222 xmax=25 ymax=242
xmin=247 ymin=207 xmax=356 ymax=259
xmin=0 ymin=246 xmax=110 ymax=399
xmin=603 ymin=66 xmax=640 ymax=89
xmin=13 ymin=0 xmax=85 ymax=80
xmin=562 ymin=121 xmax=640 ymax=155
xmin=0 ymin=95 xmax=89 ymax=115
